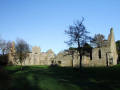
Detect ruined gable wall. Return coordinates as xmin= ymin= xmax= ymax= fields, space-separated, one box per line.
xmin=108 ymin=29 xmax=118 ymax=65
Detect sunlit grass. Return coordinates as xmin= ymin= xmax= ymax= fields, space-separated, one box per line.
xmin=1 ymin=64 xmax=120 ymax=90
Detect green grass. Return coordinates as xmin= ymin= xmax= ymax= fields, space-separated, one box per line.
xmin=1 ymin=65 xmax=120 ymax=90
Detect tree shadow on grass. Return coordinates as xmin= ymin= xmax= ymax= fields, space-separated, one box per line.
xmin=2 ymin=65 xmax=120 ymax=90
xmin=47 ymin=66 xmax=120 ymax=90
xmin=0 ymin=66 xmax=11 ymax=90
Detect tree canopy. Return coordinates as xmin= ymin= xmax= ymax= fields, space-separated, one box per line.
xmin=15 ymin=38 xmax=30 ymax=70
xmin=91 ymin=34 xmax=105 ymax=48
xmin=65 ymin=18 xmax=91 ymax=68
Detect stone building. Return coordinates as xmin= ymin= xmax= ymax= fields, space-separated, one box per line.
xmin=55 ymin=28 xmax=118 ymax=67
xmin=23 ymin=46 xmax=55 ymax=65
xmin=8 ymin=41 xmax=16 ymax=65
xmin=8 ymin=28 xmax=118 ymax=67
xmin=8 ymin=46 xmax=55 ymax=65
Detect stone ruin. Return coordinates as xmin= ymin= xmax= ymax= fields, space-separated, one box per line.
xmin=55 ymin=28 xmax=118 ymax=67
xmin=24 ymin=47 xmax=55 ymax=65
xmin=8 ymin=46 xmax=55 ymax=65
xmin=8 ymin=28 xmax=118 ymax=67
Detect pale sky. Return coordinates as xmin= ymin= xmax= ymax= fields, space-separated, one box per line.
xmin=0 ymin=0 xmax=120 ymax=53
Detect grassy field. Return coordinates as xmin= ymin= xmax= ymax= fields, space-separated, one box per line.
xmin=0 ymin=65 xmax=120 ymax=90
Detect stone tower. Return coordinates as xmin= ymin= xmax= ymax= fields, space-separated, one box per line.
xmin=8 ymin=41 xmax=16 ymax=64
xmin=107 ymin=28 xmax=118 ymax=65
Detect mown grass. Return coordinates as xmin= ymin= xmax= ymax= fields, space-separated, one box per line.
xmin=1 ymin=65 xmax=120 ymax=90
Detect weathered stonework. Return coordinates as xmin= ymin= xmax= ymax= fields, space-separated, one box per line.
xmin=8 ymin=41 xmax=16 ymax=65
xmin=23 ymin=47 xmax=55 ymax=65
xmin=8 ymin=28 xmax=118 ymax=67
xmin=9 ymin=46 xmax=55 ymax=66
xmin=55 ymin=28 xmax=118 ymax=67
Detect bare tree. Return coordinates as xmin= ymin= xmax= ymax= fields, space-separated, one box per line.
xmin=0 ymin=38 xmax=12 ymax=55
xmin=91 ymin=34 xmax=105 ymax=47
xmin=0 ymin=40 xmax=7 ymax=55
xmin=5 ymin=41 xmax=12 ymax=54
xmin=15 ymin=38 xmax=30 ymax=70
xmin=65 ymin=18 xmax=91 ymax=68
xmin=0 ymin=37 xmax=12 ymax=65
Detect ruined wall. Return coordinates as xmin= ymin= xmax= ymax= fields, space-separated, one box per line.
xmin=23 ymin=47 xmax=55 ymax=65
xmin=55 ymin=52 xmax=73 ymax=67
xmin=108 ymin=28 xmax=118 ymax=65
xmin=8 ymin=42 xmax=16 ymax=65
xmin=8 ymin=28 xmax=118 ymax=67
xmin=55 ymin=28 xmax=118 ymax=67
xmin=9 ymin=46 xmax=55 ymax=66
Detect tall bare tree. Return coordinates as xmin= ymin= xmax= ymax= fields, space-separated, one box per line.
xmin=0 ymin=37 xmax=12 ymax=65
xmin=65 ymin=18 xmax=91 ymax=68
xmin=0 ymin=40 xmax=7 ymax=55
xmin=0 ymin=38 xmax=12 ymax=55
xmin=15 ymin=38 xmax=30 ymax=70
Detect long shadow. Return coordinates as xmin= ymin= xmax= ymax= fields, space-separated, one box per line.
xmin=0 ymin=66 xmax=11 ymax=90
xmin=1 ymin=65 xmax=120 ymax=90
xmin=47 ymin=66 xmax=120 ymax=90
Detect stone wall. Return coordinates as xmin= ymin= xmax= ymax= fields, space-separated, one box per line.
xmin=9 ymin=46 xmax=55 ymax=66
xmin=54 ymin=51 xmax=73 ymax=67
xmin=54 ymin=28 xmax=118 ymax=67
xmin=8 ymin=28 xmax=118 ymax=67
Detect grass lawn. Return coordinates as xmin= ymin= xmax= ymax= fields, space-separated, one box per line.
xmin=1 ymin=65 xmax=120 ymax=90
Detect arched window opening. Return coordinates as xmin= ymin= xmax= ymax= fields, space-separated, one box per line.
xmin=90 ymin=50 xmax=92 ymax=60
xmin=98 ymin=49 xmax=101 ymax=59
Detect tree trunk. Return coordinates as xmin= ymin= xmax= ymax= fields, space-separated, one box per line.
xmin=79 ymin=53 xmax=82 ymax=69
xmin=106 ymin=53 xmax=109 ymax=67
xmin=72 ymin=55 xmax=74 ymax=68
xmin=20 ymin=63 xmax=22 ymax=71
xmin=77 ymin=40 xmax=83 ymax=69
xmin=2 ymin=49 xmax=5 ymax=55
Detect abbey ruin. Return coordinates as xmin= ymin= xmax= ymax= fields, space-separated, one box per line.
xmin=8 ymin=28 xmax=118 ymax=67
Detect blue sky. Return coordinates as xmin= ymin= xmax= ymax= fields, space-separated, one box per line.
xmin=0 ymin=0 xmax=120 ymax=53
